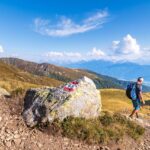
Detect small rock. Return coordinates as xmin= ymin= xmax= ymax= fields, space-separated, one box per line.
xmin=37 ymin=143 xmax=43 ymax=148
xmin=14 ymin=139 xmax=22 ymax=146
xmin=0 ymin=87 xmax=11 ymax=97
xmin=20 ymin=141 xmax=25 ymax=148
xmin=104 ymin=146 xmax=110 ymax=150
xmin=5 ymin=129 xmax=11 ymax=134
xmin=6 ymin=135 xmax=13 ymax=141
xmin=14 ymin=130 xmax=18 ymax=134
xmin=14 ymin=134 xmax=20 ymax=139
xmin=99 ymin=147 xmax=104 ymax=150
xmin=5 ymin=141 xmax=11 ymax=147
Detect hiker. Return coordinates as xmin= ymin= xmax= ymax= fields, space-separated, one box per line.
xmin=128 ymin=77 xmax=145 ymax=118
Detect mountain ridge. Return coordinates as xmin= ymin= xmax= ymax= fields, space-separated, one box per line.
xmin=1 ymin=57 xmax=150 ymax=92
xmin=0 ymin=60 xmax=63 ymax=91
xmin=65 ymin=59 xmax=150 ymax=85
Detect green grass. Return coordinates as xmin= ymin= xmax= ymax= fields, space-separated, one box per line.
xmin=49 ymin=112 xmax=145 ymax=144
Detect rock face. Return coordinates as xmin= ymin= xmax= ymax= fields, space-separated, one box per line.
xmin=22 ymin=76 xmax=101 ymax=127
xmin=0 ymin=87 xmax=10 ymax=97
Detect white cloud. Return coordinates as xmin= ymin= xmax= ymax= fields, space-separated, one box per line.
xmin=138 ymin=48 xmax=150 ymax=64
xmin=45 ymin=51 xmax=64 ymax=57
xmin=84 ymin=10 xmax=108 ymax=23
xmin=0 ymin=45 xmax=4 ymax=53
xmin=110 ymin=35 xmax=150 ymax=64
xmin=45 ymin=51 xmax=82 ymax=58
xmin=122 ymin=34 xmax=140 ymax=54
xmin=33 ymin=10 xmax=109 ymax=37
xmin=112 ymin=34 xmax=140 ymax=55
xmin=41 ymin=34 xmax=150 ymax=64
xmin=43 ymin=47 xmax=107 ymax=63
xmin=43 ymin=51 xmax=83 ymax=63
xmin=87 ymin=47 xmax=105 ymax=60
xmin=112 ymin=41 xmax=120 ymax=50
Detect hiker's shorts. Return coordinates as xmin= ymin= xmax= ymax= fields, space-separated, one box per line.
xmin=132 ymin=99 xmax=141 ymax=110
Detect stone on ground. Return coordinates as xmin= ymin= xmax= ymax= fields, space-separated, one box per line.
xmin=0 ymin=87 xmax=10 ymax=97
xmin=22 ymin=76 xmax=101 ymax=127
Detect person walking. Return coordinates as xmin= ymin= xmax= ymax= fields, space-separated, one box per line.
xmin=127 ymin=77 xmax=145 ymax=118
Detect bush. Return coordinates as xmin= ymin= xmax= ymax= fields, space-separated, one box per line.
xmin=127 ymin=120 xmax=145 ymax=139
xmin=61 ymin=117 xmax=90 ymax=141
xmin=113 ymin=113 xmax=128 ymax=124
xmin=48 ymin=112 xmax=145 ymax=144
xmin=99 ymin=112 xmax=114 ymax=126
xmin=11 ymin=87 xmax=26 ymax=97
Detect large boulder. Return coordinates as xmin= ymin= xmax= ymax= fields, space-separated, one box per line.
xmin=22 ymin=76 xmax=101 ymax=127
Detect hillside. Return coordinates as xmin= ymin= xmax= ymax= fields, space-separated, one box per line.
xmin=0 ymin=57 xmax=102 ymax=82
xmin=101 ymin=89 xmax=150 ymax=118
xmin=1 ymin=57 xmax=150 ymax=92
xmin=0 ymin=61 xmax=62 ymax=92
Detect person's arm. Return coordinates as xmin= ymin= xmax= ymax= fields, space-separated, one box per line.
xmin=139 ymin=91 xmax=145 ymax=104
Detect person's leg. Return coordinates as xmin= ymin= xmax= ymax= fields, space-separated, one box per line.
xmin=135 ymin=99 xmax=141 ymax=118
xmin=129 ymin=100 xmax=140 ymax=118
xmin=129 ymin=109 xmax=139 ymax=118
xmin=135 ymin=110 xmax=139 ymax=118
xmin=130 ymin=100 xmax=137 ymax=118
xmin=129 ymin=109 xmax=136 ymax=118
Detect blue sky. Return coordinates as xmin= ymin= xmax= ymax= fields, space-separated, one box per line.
xmin=0 ymin=0 xmax=150 ymax=64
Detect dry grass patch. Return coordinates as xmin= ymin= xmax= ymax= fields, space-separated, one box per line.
xmin=101 ymin=89 xmax=150 ymax=118
xmin=0 ymin=61 xmax=63 ymax=92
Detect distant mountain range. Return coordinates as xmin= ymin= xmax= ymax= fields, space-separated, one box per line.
xmin=65 ymin=60 xmax=150 ymax=86
xmin=1 ymin=57 xmax=150 ymax=92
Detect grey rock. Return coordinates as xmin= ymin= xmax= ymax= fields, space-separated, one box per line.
xmin=22 ymin=76 xmax=101 ymax=127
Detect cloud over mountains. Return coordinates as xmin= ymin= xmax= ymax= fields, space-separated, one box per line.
xmin=43 ymin=34 xmax=149 ymax=64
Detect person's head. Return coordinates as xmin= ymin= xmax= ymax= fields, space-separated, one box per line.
xmin=137 ymin=77 xmax=144 ymax=85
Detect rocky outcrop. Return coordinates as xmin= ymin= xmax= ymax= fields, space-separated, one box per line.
xmin=0 ymin=87 xmax=10 ymax=98
xmin=22 ymin=76 xmax=101 ymax=127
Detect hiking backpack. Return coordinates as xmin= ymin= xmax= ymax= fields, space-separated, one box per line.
xmin=126 ymin=83 xmax=137 ymax=100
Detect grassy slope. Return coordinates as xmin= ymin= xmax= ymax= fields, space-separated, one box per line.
xmin=101 ymin=89 xmax=150 ymax=117
xmin=2 ymin=57 xmax=150 ymax=91
xmin=0 ymin=57 xmax=132 ymax=90
xmin=0 ymin=61 xmax=63 ymax=92
xmin=0 ymin=58 xmax=97 ymax=80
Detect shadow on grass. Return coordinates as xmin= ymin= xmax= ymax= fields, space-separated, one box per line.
xmin=145 ymin=100 xmax=150 ymax=106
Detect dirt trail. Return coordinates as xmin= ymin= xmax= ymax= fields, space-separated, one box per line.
xmin=0 ymin=96 xmax=149 ymax=150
